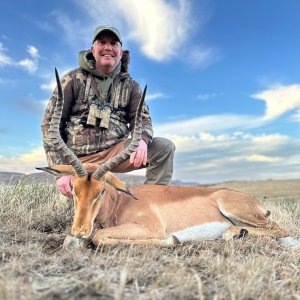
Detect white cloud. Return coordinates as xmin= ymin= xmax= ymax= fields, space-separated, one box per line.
xmin=146 ymin=92 xmax=168 ymax=101
xmin=155 ymin=114 xmax=263 ymax=136
xmin=168 ymin=131 xmax=290 ymax=154
xmin=17 ymin=45 xmax=39 ymax=73
xmin=252 ymin=84 xmax=300 ymax=120
xmin=18 ymin=58 xmax=38 ymax=73
xmin=246 ymin=154 xmax=282 ymax=163
xmin=189 ymin=46 xmax=219 ymax=68
xmin=113 ymin=0 xmax=192 ymax=61
xmin=27 ymin=45 xmax=40 ymax=59
xmin=0 ymin=43 xmax=12 ymax=66
xmin=0 ymin=43 xmax=40 ymax=74
xmin=251 ymin=134 xmax=289 ymax=146
xmin=291 ymin=109 xmax=300 ymax=122
xmin=41 ymin=79 xmax=56 ymax=92
xmin=0 ymin=147 xmax=47 ymax=174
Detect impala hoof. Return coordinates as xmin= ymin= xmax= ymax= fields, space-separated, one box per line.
xmin=162 ymin=235 xmax=181 ymax=247
xmin=233 ymin=228 xmax=249 ymax=239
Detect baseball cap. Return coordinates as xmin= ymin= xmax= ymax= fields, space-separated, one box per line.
xmin=92 ymin=25 xmax=122 ymax=45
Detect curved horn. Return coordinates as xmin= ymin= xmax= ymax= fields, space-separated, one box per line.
xmin=46 ymin=68 xmax=87 ymax=177
xmin=93 ymin=85 xmax=147 ymax=181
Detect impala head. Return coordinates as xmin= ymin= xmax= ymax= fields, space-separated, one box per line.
xmin=39 ymin=164 xmax=132 ymax=238
xmin=38 ymin=68 xmax=146 ymax=239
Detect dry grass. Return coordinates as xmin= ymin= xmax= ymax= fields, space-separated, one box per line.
xmin=0 ymin=178 xmax=300 ymax=300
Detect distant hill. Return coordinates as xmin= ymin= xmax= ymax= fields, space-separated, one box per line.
xmin=0 ymin=171 xmax=55 ymax=185
xmin=0 ymin=171 xmax=200 ymax=187
xmin=0 ymin=172 xmax=25 ymax=185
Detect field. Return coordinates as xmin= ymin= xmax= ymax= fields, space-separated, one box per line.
xmin=0 ymin=177 xmax=299 ymax=300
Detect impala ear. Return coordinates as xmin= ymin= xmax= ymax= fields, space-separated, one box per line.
xmin=104 ymin=171 xmax=126 ymax=189
xmin=36 ymin=165 xmax=76 ymax=177
xmin=115 ymin=187 xmax=138 ymax=200
xmin=104 ymin=172 xmax=138 ymax=200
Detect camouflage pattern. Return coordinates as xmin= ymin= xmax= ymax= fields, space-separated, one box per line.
xmin=42 ymin=63 xmax=153 ymax=166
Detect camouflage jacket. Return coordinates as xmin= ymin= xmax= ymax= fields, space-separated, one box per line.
xmin=41 ymin=50 xmax=153 ymax=165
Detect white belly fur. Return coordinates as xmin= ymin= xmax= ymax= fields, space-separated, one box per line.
xmin=171 ymin=222 xmax=231 ymax=242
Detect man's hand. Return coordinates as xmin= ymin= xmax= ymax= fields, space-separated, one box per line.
xmin=130 ymin=139 xmax=148 ymax=168
xmin=56 ymin=175 xmax=73 ymax=197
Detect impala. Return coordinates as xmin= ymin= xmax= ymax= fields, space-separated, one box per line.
xmin=38 ymin=70 xmax=300 ymax=249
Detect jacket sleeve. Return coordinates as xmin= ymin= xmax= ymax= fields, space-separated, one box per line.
xmin=127 ymin=80 xmax=153 ymax=145
xmin=41 ymin=72 xmax=75 ymax=166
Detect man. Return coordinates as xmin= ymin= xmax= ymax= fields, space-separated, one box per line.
xmin=42 ymin=25 xmax=175 ymax=197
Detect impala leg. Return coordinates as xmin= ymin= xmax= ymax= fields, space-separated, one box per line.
xmin=222 ymin=222 xmax=289 ymax=240
xmin=92 ymin=223 xmax=178 ymax=247
xmin=215 ymin=191 xmax=270 ymax=226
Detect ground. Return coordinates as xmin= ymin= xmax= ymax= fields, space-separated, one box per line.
xmin=0 ymin=178 xmax=299 ymax=299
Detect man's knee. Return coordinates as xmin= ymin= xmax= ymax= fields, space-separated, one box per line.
xmin=161 ymin=138 xmax=176 ymax=154
xmin=149 ymin=137 xmax=176 ymax=156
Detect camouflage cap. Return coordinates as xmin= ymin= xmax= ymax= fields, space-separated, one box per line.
xmin=92 ymin=25 xmax=122 ymax=45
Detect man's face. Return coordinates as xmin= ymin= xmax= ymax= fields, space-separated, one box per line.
xmin=92 ymin=31 xmax=123 ymax=74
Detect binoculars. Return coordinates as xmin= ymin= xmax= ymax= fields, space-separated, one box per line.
xmin=86 ymin=101 xmax=112 ymax=129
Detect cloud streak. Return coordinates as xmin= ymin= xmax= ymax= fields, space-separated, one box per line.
xmin=154 ymin=114 xmax=264 ymax=136
xmin=146 ymin=92 xmax=168 ymax=101
xmin=196 ymin=92 xmax=219 ymax=101
xmin=291 ymin=109 xmax=300 ymax=122
xmin=252 ymin=84 xmax=300 ymax=120
xmin=189 ymin=46 xmax=220 ymax=69
xmin=0 ymin=43 xmax=13 ymax=66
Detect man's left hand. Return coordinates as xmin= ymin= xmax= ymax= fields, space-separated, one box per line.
xmin=130 ymin=139 xmax=148 ymax=168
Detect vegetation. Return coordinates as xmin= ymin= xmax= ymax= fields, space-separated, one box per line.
xmin=0 ymin=178 xmax=299 ymax=299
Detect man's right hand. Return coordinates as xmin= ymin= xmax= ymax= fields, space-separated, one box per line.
xmin=56 ymin=175 xmax=73 ymax=197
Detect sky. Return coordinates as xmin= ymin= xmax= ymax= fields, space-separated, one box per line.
xmin=1 ymin=0 xmax=300 ymax=184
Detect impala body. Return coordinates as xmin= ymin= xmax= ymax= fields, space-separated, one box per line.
xmin=41 ymin=164 xmax=298 ymax=248
xmin=38 ymin=70 xmax=300 ymax=249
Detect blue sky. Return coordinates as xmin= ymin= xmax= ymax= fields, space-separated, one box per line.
xmin=1 ymin=0 xmax=300 ymax=183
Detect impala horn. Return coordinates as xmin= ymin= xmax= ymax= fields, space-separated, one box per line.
xmin=45 ymin=68 xmax=88 ymax=177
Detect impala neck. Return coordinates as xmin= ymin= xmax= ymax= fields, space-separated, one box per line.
xmin=95 ymin=184 xmax=129 ymax=227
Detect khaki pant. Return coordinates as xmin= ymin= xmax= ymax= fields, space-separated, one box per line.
xmin=79 ymin=137 xmax=175 ymax=185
